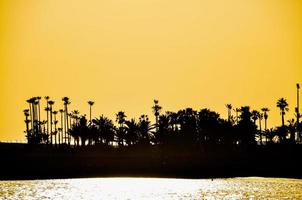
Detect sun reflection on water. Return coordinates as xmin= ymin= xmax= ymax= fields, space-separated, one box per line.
xmin=1 ymin=177 xmax=302 ymax=200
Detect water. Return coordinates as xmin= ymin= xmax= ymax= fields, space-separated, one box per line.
xmin=1 ymin=177 xmax=302 ymax=199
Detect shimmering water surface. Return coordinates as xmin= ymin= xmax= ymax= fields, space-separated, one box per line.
xmin=1 ymin=177 xmax=302 ymax=199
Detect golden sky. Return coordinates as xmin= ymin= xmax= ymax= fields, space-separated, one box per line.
xmin=0 ymin=0 xmax=302 ymax=141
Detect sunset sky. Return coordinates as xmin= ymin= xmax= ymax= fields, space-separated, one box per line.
xmin=0 ymin=0 xmax=301 ymax=141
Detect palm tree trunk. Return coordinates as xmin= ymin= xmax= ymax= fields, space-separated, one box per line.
xmin=46 ymin=111 xmax=49 ymax=143
xmin=46 ymin=105 xmax=49 ymax=143
xmin=90 ymin=105 xmax=92 ymax=124
xmin=60 ymin=112 xmax=63 ymax=145
xmin=259 ymin=119 xmax=262 ymax=145
xmin=265 ymin=118 xmax=267 ymax=144
xmin=25 ymin=116 xmax=29 ymax=139
xmin=281 ymin=112 xmax=285 ymax=142
xmin=64 ymin=109 xmax=67 ymax=144
xmin=28 ymin=103 xmax=33 ymax=132
xmin=34 ymin=103 xmax=38 ymax=136
xmin=38 ymin=101 xmax=41 ymax=135
xmin=54 ymin=114 xmax=57 ymax=146
xmin=69 ymin=115 xmax=72 ymax=145
xmin=50 ymin=106 xmax=53 ymax=145
xmin=65 ymin=105 xmax=70 ymax=145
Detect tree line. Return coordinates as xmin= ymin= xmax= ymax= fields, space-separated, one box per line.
xmin=23 ymin=85 xmax=301 ymax=147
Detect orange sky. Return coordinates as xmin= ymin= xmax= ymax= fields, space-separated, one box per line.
xmin=0 ymin=0 xmax=302 ymax=141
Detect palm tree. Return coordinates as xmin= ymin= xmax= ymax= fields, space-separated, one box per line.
xmin=48 ymin=100 xmax=55 ymax=145
xmin=68 ymin=113 xmax=73 ymax=144
xmin=69 ymin=115 xmax=88 ymax=146
xmin=238 ymin=106 xmax=257 ymax=145
xmin=27 ymin=97 xmax=39 ymax=137
xmin=116 ymin=111 xmax=127 ymax=146
xmin=33 ymin=100 xmax=39 ymax=135
xmin=225 ymin=104 xmax=232 ymax=122
xmin=93 ymin=115 xmax=115 ymax=145
xmin=258 ymin=112 xmax=263 ymax=145
xmin=23 ymin=109 xmax=30 ymax=139
xmin=251 ymin=110 xmax=262 ymax=144
xmin=261 ymin=107 xmax=270 ymax=144
xmin=40 ymin=120 xmax=47 ymax=143
xmin=154 ymin=114 xmax=171 ymax=145
xmin=53 ymin=111 xmax=58 ymax=145
xmin=261 ymin=108 xmax=270 ymax=131
xmin=26 ymin=98 xmax=33 ymax=131
xmin=251 ymin=110 xmax=260 ymax=125
xmin=44 ymin=107 xmax=50 ymax=143
xmin=35 ymin=96 xmax=41 ymax=134
xmin=59 ymin=109 xmax=64 ymax=144
xmin=62 ymin=97 xmax=70 ymax=144
xmin=296 ymin=83 xmax=300 ymax=142
xmin=88 ymin=101 xmax=94 ymax=124
xmin=288 ymin=118 xmax=296 ymax=143
xmin=44 ymin=96 xmax=50 ymax=138
xmin=138 ymin=115 xmax=152 ymax=145
xmin=277 ymin=98 xmax=289 ymax=127
xmin=25 ymin=98 xmax=43 ymax=144
xmin=124 ymin=119 xmax=139 ymax=145
xmin=152 ymin=100 xmax=162 ymax=131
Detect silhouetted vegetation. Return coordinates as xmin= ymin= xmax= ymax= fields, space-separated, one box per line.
xmin=23 ymin=84 xmax=301 ymax=148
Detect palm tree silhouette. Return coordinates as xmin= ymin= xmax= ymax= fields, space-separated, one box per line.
xmin=48 ymin=100 xmax=55 ymax=144
xmin=26 ymin=99 xmax=33 ymax=132
xmin=93 ymin=115 xmax=116 ymax=145
xmin=288 ymin=118 xmax=296 ymax=143
xmin=44 ymin=96 xmax=50 ymax=139
xmin=238 ymin=106 xmax=257 ymax=145
xmin=62 ymin=97 xmax=70 ymax=145
xmin=52 ymin=111 xmax=58 ymax=146
xmin=88 ymin=101 xmax=94 ymax=124
xmin=59 ymin=109 xmax=64 ymax=145
xmin=225 ymin=104 xmax=232 ymax=122
xmin=27 ymin=97 xmax=39 ymax=137
xmin=36 ymin=96 xmax=41 ymax=134
xmin=261 ymin=108 xmax=270 ymax=144
xmin=251 ymin=110 xmax=260 ymax=125
xmin=138 ymin=115 xmax=152 ymax=144
xmin=154 ymin=114 xmax=171 ymax=145
xmin=258 ymin=112 xmax=263 ymax=145
xmin=276 ymin=98 xmax=289 ymax=143
xmin=40 ymin=120 xmax=48 ymax=143
xmin=152 ymin=100 xmax=162 ymax=132
xmin=251 ymin=110 xmax=263 ymax=144
xmin=23 ymin=109 xmax=30 ymax=139
xmin=34 ymin=100 xmax=39 ymax=136
xmin=116 ymin=111 xmax=127 ymax=146
xmin=296 ymin=83 xmax=300 ymax=141
xmin=44 ymin=107 xmax=50 ymax=143
xmin=125 ymin=119 xmax=139 ymax=145
xmin=68 ymin=113 xmax=73 ymax=144
xmin=261 ymin=108 xmax=270 ymax=131
xmin=25 ymin=97 xmax=43 ymax=144
xmin=277 ymin=98 xmax=289 ymax=128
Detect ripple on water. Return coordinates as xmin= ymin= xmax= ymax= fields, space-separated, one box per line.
xmin=0 ymin=177 xmax=302 ymax=200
